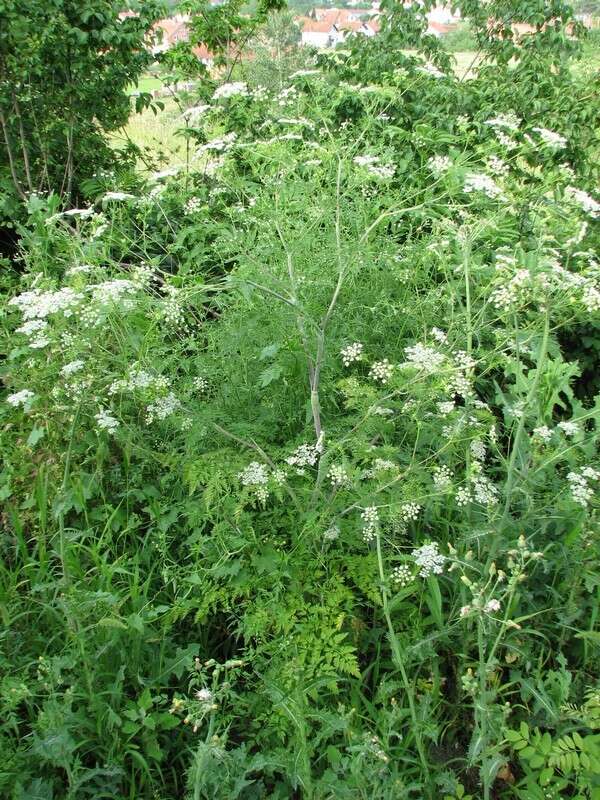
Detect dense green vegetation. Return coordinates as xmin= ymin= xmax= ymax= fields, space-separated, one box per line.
xmin=1 ymin=1 xmax=600 ymax=798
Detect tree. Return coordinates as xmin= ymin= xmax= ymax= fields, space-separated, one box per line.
xmin=0 ymin=0 xmax=163 ymax=217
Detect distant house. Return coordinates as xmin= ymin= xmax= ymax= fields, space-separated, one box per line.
xmin=299 ymin=18 xmax=340 ymax=47
xmin=152 ymin=15 xmax=191 ymax=54
xmin=427 ymin=20 xmax=455 ymax=36
xmin=192 ymin=44 xmax=215 ymax=67
xmin=299 ymin=6 xmax=382 ymax=47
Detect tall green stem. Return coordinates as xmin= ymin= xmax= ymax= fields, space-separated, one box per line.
xmin=375 ymin=533 xmax=432 ymax=797
xmin=501 ymin=307 xmax=550 ymax=527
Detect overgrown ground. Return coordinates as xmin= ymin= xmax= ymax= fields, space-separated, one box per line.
xmin=1 ymin=13 xmax=600 ymax=800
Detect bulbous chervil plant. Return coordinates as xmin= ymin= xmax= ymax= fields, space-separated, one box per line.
xmin=0 ymin=0 xmax=599 ymax=798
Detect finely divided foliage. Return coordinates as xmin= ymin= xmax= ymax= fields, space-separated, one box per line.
xmin=1 ymin=1 xmax=600 ymax=799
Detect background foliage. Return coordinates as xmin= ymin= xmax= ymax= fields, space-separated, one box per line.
xmin=1 ymin=0 xmax=600 ymax=798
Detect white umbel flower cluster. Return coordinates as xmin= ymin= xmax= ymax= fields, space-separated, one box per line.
xmin=557 ymin=420 xmax=580 ymax=437
xmin=433 ymin=465 xmax=453 ymax=491
xmin=403 ymin=343 xmax=445 ymax=374
xmin=484 ymin=113 xmax=520 ymax=132
xmin=428 ymin=155 xmax=452 ymax=175
xmin=238 ymin=461 xmax=269 ymax=486
xmin=400 ymin=502 xmax=421 ymax=522
xmin=6 ymin=389 xmax=35 ymax=407
xmin=286 ymin=440 xmax=323 ymax=469
xmin=567 ymin=467 xmax=600 ymax=508
xmin=15 ymin=318 xmax=50 ymax=349
xmin=145 ymin=393 xmax=181 ymax=424
xmin=95 ymin=409 xmax=119 ymax=434
xmin=464 ymin=173 xmax=504 ymax=199
xmin=110 ymin=367 xmax=170 ymax=395
xmin=411 ymin=542 xmax=445 ymax=578
xmin=60 ymin=360 xmax=85 ymax=378
xmin=533 ymin=425 xmax=553 ymax=443
xmin=184 ymin=197 xmax=203 ymax=216
xmin=9 ymin=287 xmax=83 ymax=320
xmin=532 ymin=126 xmax=567 ymax=149
xmin=369 ymin=359 xmax=394 ymax=384
xmin=340 ymin=342 xmax=363 ymax=366
xmin=361 ymin=506 xmax=379 ymax=542
xmin=329 ymin=464 xmax=349 ymax=487
xmin=212 ymin=82 xmax=249 ymax=100
xmin=391 ymin=564 xmax=413 ymax=587
xmin=565 ymin=186 xmax=600 ymax=219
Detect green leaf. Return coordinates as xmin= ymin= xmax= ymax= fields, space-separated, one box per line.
xmin=539 ymin=767 xmax=554 ymax=785
xmin=506 ymin=729 xmax=523 ymax=742
xmin=258 ymin=364 xmax=283 ymax=387
xmin=27 ymin=425 xmax=45 ymax=448
xmin=259 ymin=343 xmax=280 ymax=360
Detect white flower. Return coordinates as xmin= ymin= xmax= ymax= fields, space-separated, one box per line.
xmin=9 ymin=287 xmax=83 ymax=320
xmin=366 ymin=163 xmax=396 ymax=180
xmin=369 ymin=359 xmax=394 ymax=384
xmin=565 ymin=186 xmax=600 ymax=219
xmin=557 ymin=420 xmax=579 ymax=437
xmin=109 ymin=367 xmax=170 ymax=395
xmin=533 ymin=425 xmax=553 ymax=443
xmin=329 ymin=464 xmax=349 ymax=487
xmin=486 ymin=155 xmax=509 ymax=176
xmin=430 ymin=327 xmax=448 ymax=344
xmin=195 ymin=688 xmax=213 ymax=705
xmin=472 ymin=475 xmax=499 ymax=505
xmin=340 ymin=342 xmax=363 ymax=366
xmin=353 ymin=155 xmax=380 ymax=167
xmin=567 ymin=469 xmax=598 ymax=508
xmin=181 ymin=104 xmax=211 ymax=122
xmin=195 ymin=133 xmax=237 ymax=157
xmin=6 ymin=389 xmax=35 ymax=407
xmin=428 ymin=155 xmax=452 ymax=175
xmin=212 ymin=82 xmax=248 ymax=100
xmin=286 ymin=440 xmax=322 ymax=469
xmin=464 ymin=173 xmax=504 ymax=199
xmin=361 ymin=506 xmax=379 ymax=542
xmin=456 ymin=486 xmax=473 ymax=507
xmin=470 ymin=440 xmax=486 ymax=462
xmin=490 ymin=269 xmax=531 ymax=310
xmin=16 ymin=319 xmax=48 ymax=337
xmin=102 ymin=191 xmax=136 ymax=202
xmin=532 ymin=126 xmax=567 ymax=150
xmin=184 ymin=197 xmax=203 ymax=216
xmin=324 ymin=524 xmax=340 ymax=541
xmin=433 ymin=465 xmax=453 ymax=490
xmin=582 ymin=285 xmax=600 ymax=313
xmin=460 ymin=605 xmax=472 ymax=617
xmin=417 ymin=62 xmax=445 ymax=78
xmin=484 ymin=599 xmax=501 ymax=613
xmin=411 ymin=542 xmax=445 ymax=578
xmin=437 ymin=401 xmax=455 ymax=416
xmin=372 ymin=458 xmax=397 ymax=472
xmin=484 ymin=114 xmax=520 ymax=132
xmin=145 ymin=393 xmax=181 ymax=424
xmin=193 ymin=376 xmax=209 ymax=394
xmin=238 ymin=462 xmax=269 ymax=487
xmin=403 ymin=343 xmax=445 ymax=373
xmin=391 ymin=564 xmax=413 ymax=587
xmin=60 ymin=360 xmax=85 ymax=377
xmin=400 ymin=502 xmax=421 ymax=522
xmin=95 ymin=409 xmax=119 ymax=434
